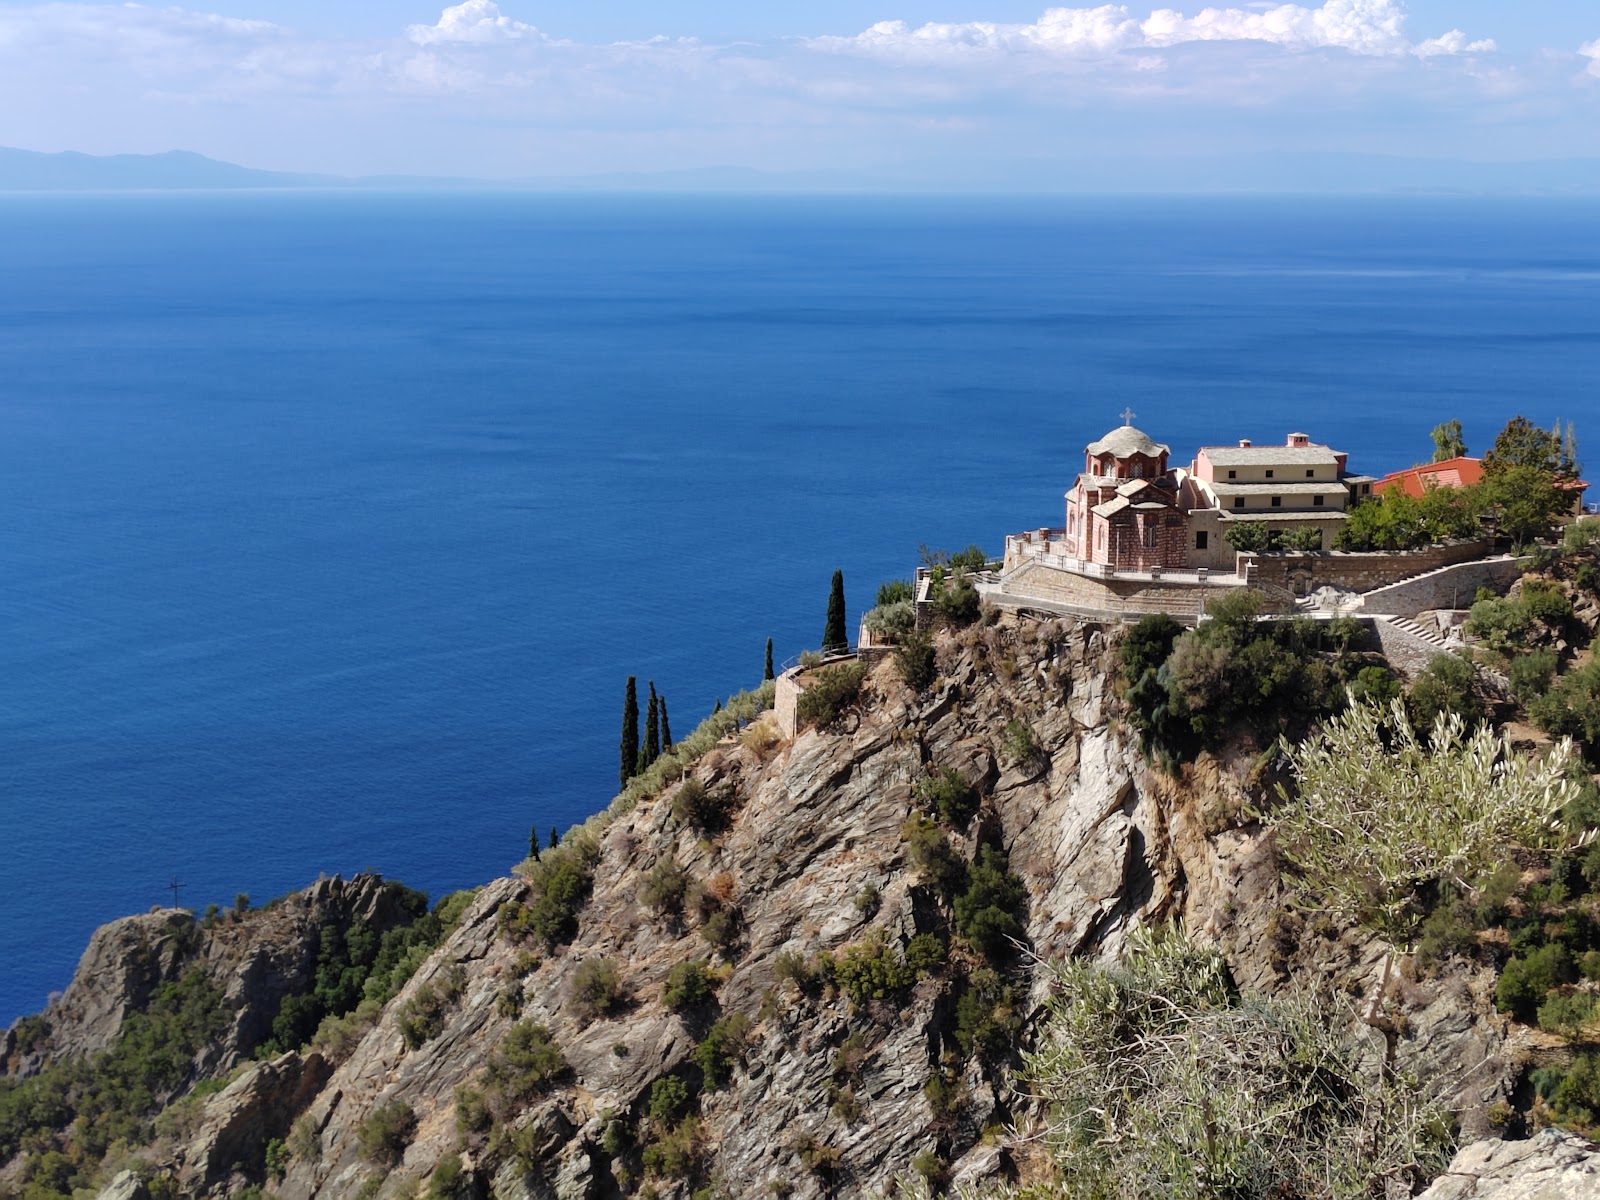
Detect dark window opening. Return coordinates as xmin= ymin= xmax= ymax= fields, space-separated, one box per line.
xmin=1233 ymin=498 xmax=1245 ymax=509
xmin=1314 ymin=495 xmax=1325 ymax=507
xmin=1271 ymin=496 xmax=1282 ymax=508
xmin=1266 ymin=469 xmax=1275 ymax=479
xmin=1228 ymin=470 xmax=1237 ymax=479
xmin=1306 ymin=469 xmax=1315 ymax=478
xmin=1196 ymin=531 xmax=1209 ymax=550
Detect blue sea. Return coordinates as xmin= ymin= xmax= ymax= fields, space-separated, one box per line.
xmin=2 ymin=193 xmax=1598 ymax=1024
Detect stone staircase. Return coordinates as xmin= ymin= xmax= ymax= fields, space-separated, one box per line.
xmin=1378 ymin=614 xmax=1450 ymax=649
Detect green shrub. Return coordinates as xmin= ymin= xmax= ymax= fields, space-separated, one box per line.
xmin=1466 ymin=596 xmax=1532 ymax=652
xmin=699 ymin=908 xmax=739 ymax=952
xmin=395 ymin=968 xmax=464 ymax=1050
xmin=772 ymin=951 xmax=813 ymax=993
xmin=454 ymin=1086 xmax=492 ymax=1137
xmin=1538 ymin=990 xmax=1599 ymax=1040
xmin=487 ymin=1021 xmax=567 ymax=1107
xmin=902 ymin=816 xmax=966 ymax=895
xmin=427 ymin=1155 xmax=471 ymax=1200
xmin=1531 ymin=661 xmax=1600 ymax=766
xmin=905 ymin=933 xmax=948 ymax=976
xmin=1120 ymin=615 xmax=1184 ymax=685
xmin=648 ymin=1075 xmax=693 ymax=1124
xmin=894 ymin=630 xmax=938 ymax=691
xmin=663 ymin=960 xmax=717 ymax=1013
xmin=1408 ymin=653 xmax=1481 ymax=736
xmin=954 ymin=968 xmax=1022 ymax=1065
xmin=692 ymin=1014 xmax=752 ymax=1089
xmin=671 ymin=778 xmax=729 ymax=833
xmin=264 ymin=1136 xmax=290 ymax=1180
xmin=911 ymin=1151 xmax=948 ymax=1185
xmin=1348 ymin=665 xmax=1401 ymax=707
xmin=641 ymin=856 xmax=690 ymax=915
xmin=1510 ymin=648 xmax=1559 ymax=703
xmin=570 ymin=957 xmax=626 ymax=1019
xmin=833 ymin=937 xmax=916 ymax=1006
xmin=930 ymin=570 xmax=981 ymax=627
xmin=914 ymin=768 xmax=981 ymax=828
xmin=854 ymin=882 xmax=881 ymax=916
xmin=796 ymin=662 xmax=867 ymax=729
xmin=877 ymin=579 xmax=915 ymax=606
xmin=1523 ymin=581 xmax=1573 ymax=625
xmin=508 ymin=836 xmax=600 ymax=948
xmin=1002 ymin=718 xmax=1043 ymax=769
xmin=642 ymin=1118 xmax=702 ymax=1179
xmin=863 ymin=600 xmax=915 ymax=641
xmin=1497 ymin=943 xmax=1574 ymax=1021
xmin=953 ymin=845 xmax=1028 ymax=960
xmin=357 ymin=1102 xmax=417 ymax=1166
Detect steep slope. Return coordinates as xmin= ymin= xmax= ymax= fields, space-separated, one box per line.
xmin=6 ymin=614 xmax=1523 ymax=1198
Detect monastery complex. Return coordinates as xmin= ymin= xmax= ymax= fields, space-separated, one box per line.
xmin=978 ymin=417 xmax=1522 ymax=628
xmin=1054 ymin=420 xmax=1378 ymax=574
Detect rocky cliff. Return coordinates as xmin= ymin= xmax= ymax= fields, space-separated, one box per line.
xmin=1 ymin=614 xmax=1571 ymax=1199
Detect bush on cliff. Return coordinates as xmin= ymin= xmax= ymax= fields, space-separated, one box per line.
xmin=796 ymin=661 xmax=866 ymax=730
xmin=1017 ymin=927 xmax=1451 ymax=1200
xmin=1531 ymin=661 xmax=1600 ymax=767
xmin=487 ymin=1021 xmax=568 ymax=1108
xmin=357 ymin=1101 xmax=417 ymax=1167
xmin=1271 ymin=700 xmax=1578 ymax=949
xmin=503 ymin=835 xmax=601 ymax=949
xmin=0 ymin=968 xmax=230 ymax=1167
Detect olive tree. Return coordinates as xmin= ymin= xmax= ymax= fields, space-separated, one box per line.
xmin=1270 ymin=699 xmax=1578 ymax=949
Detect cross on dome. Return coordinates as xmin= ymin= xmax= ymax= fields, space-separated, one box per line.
xmin=1121 ymin=407 xmax=1136 ymax=426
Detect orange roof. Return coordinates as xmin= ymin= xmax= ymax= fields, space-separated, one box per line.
xmin=1377 ymin=456 xmax=1484 ymax=499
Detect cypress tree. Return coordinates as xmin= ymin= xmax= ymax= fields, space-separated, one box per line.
xmin=529 ymin=826 xmax=541 ymax=861
xmin=620 ymin=676 xmax=640 ymax=789
xmin=713 ymin=699 xmax=722 ymax=714
xmin=764 ymin=637 xmax=775 ymax=680
xmin=643 ymin=682 xmax=661 ymax=769
xmin=549 ymin=826 xmax=559 ymax=850
xmin=660 ymin=696 xmax=673 ymax=752
xmin=822 ymin=569 xmax=848 ymax=653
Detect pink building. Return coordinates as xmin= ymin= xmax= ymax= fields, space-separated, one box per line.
xmin=1062 ymin=425 xmax=1190 ymax=570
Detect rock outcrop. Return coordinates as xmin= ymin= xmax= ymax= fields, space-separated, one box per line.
xmin=14 ymin=615 xmax=1534 ymax=1198
xmin=1418 ymin=1130 xmax=1600 ymax=1199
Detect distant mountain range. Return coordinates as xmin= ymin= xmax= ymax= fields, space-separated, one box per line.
xmin=6 ymin=145 xmax=1600 ymax=194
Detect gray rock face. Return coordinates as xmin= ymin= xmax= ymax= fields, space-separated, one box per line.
xmin=4 ymin=874 xmax=422 ymax=1083
xmin=1418 ymin=1130 xmax=1600 ymax=1199
xmin=19 ymin=616 xmax=1522 ymax=1198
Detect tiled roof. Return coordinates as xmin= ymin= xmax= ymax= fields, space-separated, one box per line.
xmin=1201 ymin=445 xmax=1343 ymax=467
xmin=1086 ymin=426 xmax=1171 ymax=459
xmin=1378 ymin=457 xmax=1483 ymax=499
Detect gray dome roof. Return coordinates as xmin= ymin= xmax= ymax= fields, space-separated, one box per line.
xmin=1086 ymin=425 xmax=1170 ymax=459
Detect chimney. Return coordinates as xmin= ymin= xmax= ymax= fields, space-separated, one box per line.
xmin=1238 ymin=439 xmax=1252 ymax=448
xmin=1287 ymin=432 xmax=1310 ymax=448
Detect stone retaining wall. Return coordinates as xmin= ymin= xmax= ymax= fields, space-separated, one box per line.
xmin=1242 ymin=539 xmax=1491 ymax=598
xmin=997 ymin=560 xmax=1276 ymax=620
xmin=1361 ymin=557 xmax=1524 ymax=616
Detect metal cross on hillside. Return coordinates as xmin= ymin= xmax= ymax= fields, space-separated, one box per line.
xmin=166 ymin=877 xmax=186 ymax=906
xmin=1121 ymin=407 xmax=1137 ymax=426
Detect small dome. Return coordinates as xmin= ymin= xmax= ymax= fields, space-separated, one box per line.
xmin=1086 ymin=425 xmax=1170 ymax=460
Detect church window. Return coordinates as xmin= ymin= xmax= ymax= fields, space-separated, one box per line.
xmin=1132 ymin=463 xmax=1145 ymax=478
xmin=1143 ymin=525 xmax=1158 ymax=549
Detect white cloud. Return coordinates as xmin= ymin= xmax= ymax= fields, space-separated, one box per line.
xmin=1581 ymin=38 xmax=1600 ymax=78
xmin=810 ymin=0 xmax=1495 ymax=61
xmin=405 ymin=0 xmax=548 ymax=47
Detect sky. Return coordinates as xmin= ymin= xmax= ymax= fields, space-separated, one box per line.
xmin=0 ymin=0 xmax=1598 ymax=182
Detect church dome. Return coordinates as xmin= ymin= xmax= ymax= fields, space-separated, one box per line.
xmin=1085 ymin=425 xmax=1170 ymax=460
